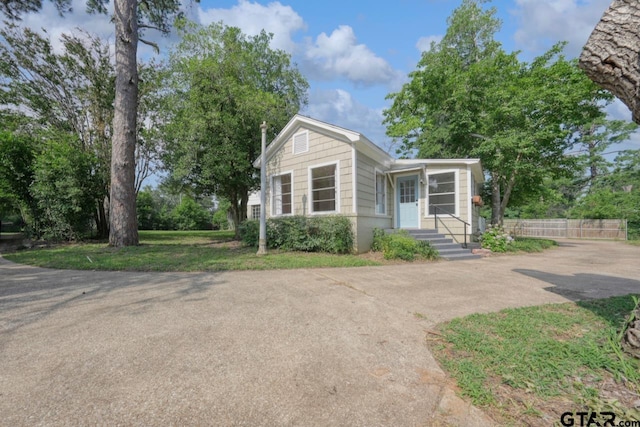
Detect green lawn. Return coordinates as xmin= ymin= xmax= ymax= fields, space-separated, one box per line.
xmin=3 ymin=230 xmax=381 ymax=271
xmin=430 ymin=295 xmax=640 ymax=425
xmin=507 ymin=237 xmax=558 ymax=252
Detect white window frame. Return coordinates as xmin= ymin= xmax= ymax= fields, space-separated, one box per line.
xmin=425 ymin=169 xmax=459 ymax=217
xmin=292 ymin=130 xmax=309 ymax=155
xmin=250 ymin=204 xmax=260 ymax=220
xmin=308 ymin=160 xmax=340 ymax=215
xmin=374 ymin=168 xmax=387 ymax=216
xmin=271 ymin=171 xmax=294 ymax=216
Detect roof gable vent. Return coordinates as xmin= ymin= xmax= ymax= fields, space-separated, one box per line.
xmin=293 ymin=130 xmax=309 ymax=155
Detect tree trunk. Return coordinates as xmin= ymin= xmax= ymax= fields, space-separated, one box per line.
xmin=96 ymin=197 xmax=109 ymax=239
xmin=622 ymin=307 xmax=640 ymax=359
xmin=109 ymin=0 xmax=139 ymax=247
xmin=579 ymin=0 xmax=640 ymax=124
xmin=490 ymin=174 xmax=502 ymax=225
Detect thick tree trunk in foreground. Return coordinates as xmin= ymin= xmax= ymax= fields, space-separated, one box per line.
xmin=109 ymin=0 xmax=139 ymax=247
xmin=622 ymin=307 xmax=640 ymax=359
xmin=579 ymin=0 xmax=640 ymax=124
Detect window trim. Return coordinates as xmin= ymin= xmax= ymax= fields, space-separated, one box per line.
xmin=270 ymin=170 xmax=294 ymax=216
xmin=250 ymin=204 xmax=261 ymax=220
xmin=425 ymin=169 xmax=458 ymax=217
xmin=374 ymin=168 xmax=387 ymax=216
xmin=292 ymin=130 xmax=309 ymax=155
xmin=308 ymin=160 xmax=340 ymax=215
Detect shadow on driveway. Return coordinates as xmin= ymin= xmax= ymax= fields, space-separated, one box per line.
xmin=514 ymin=268 xmax=640 ymax=300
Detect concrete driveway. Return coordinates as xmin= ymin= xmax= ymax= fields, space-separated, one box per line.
xmin=0 ymin=240 xmax=638 ymax=426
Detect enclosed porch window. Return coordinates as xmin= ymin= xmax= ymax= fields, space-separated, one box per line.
xmin=427 ymin=171 xmax=456 ymax=215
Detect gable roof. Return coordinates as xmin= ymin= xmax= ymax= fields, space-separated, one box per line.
xmin=253 ymin=114 xmax=392 ymax=168
xmin=253 ymin=114 xmax=483 ymax=181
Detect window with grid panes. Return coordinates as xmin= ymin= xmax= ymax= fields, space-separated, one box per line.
xmin=311 ymin=164 xmax=336 ymax=212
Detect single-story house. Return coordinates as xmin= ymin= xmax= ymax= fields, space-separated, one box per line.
xmin=251 ymin=114 xmax=484 ymax=253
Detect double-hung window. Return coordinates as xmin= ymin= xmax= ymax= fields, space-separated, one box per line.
xmin=427 ymin=171 xmax=456 ymax=215
xmin=310 ymin=163 xmax=337 ymax=213
xmin=375 ymin=171 xmax=386 ymax=215
xmin=250 ymin=204 xmax=260 ymax=220
xmin=272 ymin=173 xmax=292 ymax=215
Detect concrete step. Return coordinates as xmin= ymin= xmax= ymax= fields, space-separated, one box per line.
xmin=394 ymin=228 xmax=481 ymax=261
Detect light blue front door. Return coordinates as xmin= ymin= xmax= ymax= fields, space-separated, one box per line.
xmin=397 ymin=175 xmax=419 ymax=228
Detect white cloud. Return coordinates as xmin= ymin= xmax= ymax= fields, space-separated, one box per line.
xmin=19 ymin=0 xmax=114 ymax=53
xmin=197 ymin=0 xmax=305 ymax=52
xmin=512 ymin=0 xmax=612 ymax=58
xmin=16 ymin=0 xmax=187 ymax=58
xmin=304 ymin=89 xmax=394 ymax=153
xmin=416 ymin=35 xmax=443 ymax=53
xmin=303 ymin=25 xmax=402 ymax=87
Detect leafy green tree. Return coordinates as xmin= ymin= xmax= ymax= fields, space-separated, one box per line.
xmin=571 ymin=118 xmax=637 ymax=191
xmin=172 ymin=196 xmax=211 ymax=231
xmin=0 ymin=129 xmax=38 ymax=227
xmin=160 ymin=21 xmax=308 ymax=237
xmin=31 ymin=135 xmax=102 ymax=240
xmin=0 ymin=25 xmax=114 ymax=236
xmin=570 ymin=150 xmax=640 ymax=239
xmin=1 ymin=25 xmax=167 ymax=237
xmin=1 ymin=0 xmax=188 ymax=247
xmin=136 ymin=187 xmax=157 ymax=230
xmin=383 ymin=0 xmax=610 ymax=225
xmin=212 ymin=198 xmax=232 ymax=230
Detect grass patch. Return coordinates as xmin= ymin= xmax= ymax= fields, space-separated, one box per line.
xmin=3 ymin=230 xmax=381 ymax=271
xmin=430 ymin=295 xmax=640 ymax=425
xmin=507 ymin=237 xmax=558 ymax=253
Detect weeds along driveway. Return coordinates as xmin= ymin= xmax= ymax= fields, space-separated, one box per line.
xmin=0 ymin=240 xmax=638 ymax=426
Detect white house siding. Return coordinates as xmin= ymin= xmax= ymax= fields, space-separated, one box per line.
xmin=352 ymin=152 xmax=392 ymax=253
xmin=265 ymin=128 xmax=353 ymax=217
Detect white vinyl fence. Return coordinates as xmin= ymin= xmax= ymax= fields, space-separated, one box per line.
xmin=503 ymin=219 xmax=627 ymax=240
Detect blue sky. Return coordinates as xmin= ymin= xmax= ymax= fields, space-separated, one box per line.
xmin=19 ymin=0 xmax=638 ymax=154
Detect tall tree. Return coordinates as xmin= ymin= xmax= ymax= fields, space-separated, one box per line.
xmin=1 ymin=0 xmax=185 ymax=247
xmin=571 ymin=118 xmax=637 ymax=190
xmin=384 ymin=0 xmax=610 ymax=225
xmin=0 ymin=24 xmax=164 ymax=237
xmin=0 ymin=24 xmax=114 ymax=236
xmin=160 ymin=21 xmax=308 ymax=235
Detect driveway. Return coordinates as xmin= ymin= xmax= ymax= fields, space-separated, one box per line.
xmin=0 ymin=240 xmax=638 ymax=426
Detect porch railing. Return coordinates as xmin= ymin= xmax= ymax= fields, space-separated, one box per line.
xmin=431 ymin=205 xmax=470 ymax=249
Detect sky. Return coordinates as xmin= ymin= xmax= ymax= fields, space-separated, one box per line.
xmin=16 ymin=0 xmax=640 ymax=155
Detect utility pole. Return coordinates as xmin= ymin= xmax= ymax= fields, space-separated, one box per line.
xmin=257 ymin=121 xmax=268 ymax=255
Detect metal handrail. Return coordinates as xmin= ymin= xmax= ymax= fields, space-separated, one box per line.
xmin=430 ymin=205 xmax=470 ymax=248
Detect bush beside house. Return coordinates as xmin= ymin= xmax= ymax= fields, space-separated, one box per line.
xmin=371 ymin=228 xmax=439 ymax=261
xmin=240 ymin=215 xmax=354 ymax=254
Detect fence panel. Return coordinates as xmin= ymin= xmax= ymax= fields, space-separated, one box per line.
xmin=503 ymin=219 xmax=626 ymax=240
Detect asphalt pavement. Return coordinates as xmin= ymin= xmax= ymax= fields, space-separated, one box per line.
xmin=0 ymin=239 xmax=638 ymax=426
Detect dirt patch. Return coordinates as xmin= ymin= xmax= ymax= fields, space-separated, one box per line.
xmin=207 ymin=239 xmax=243 ymax=249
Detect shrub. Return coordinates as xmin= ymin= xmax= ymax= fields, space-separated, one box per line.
xmin=239 ymin=215 xmax=354 ymax=254
xmin=479 ymin=225 xmax=513 ymax=252
xmin=239 ymin=219 xmax=259 ymax=246
xmin=371 ymin=228 xmax=439 ymax=261
xmin=172 ymin=197 xmax=212 ymax=230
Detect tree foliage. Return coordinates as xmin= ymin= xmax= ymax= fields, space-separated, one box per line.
xmin=0 ymin=24 xmax=165 ymax=238
xmin=160 ymin=20 xmax=308 ymax=236
xmin=1 ymin=0 xmax=189 ymax=247
xmin=383 ymin=0 xmax=613 ymax=225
